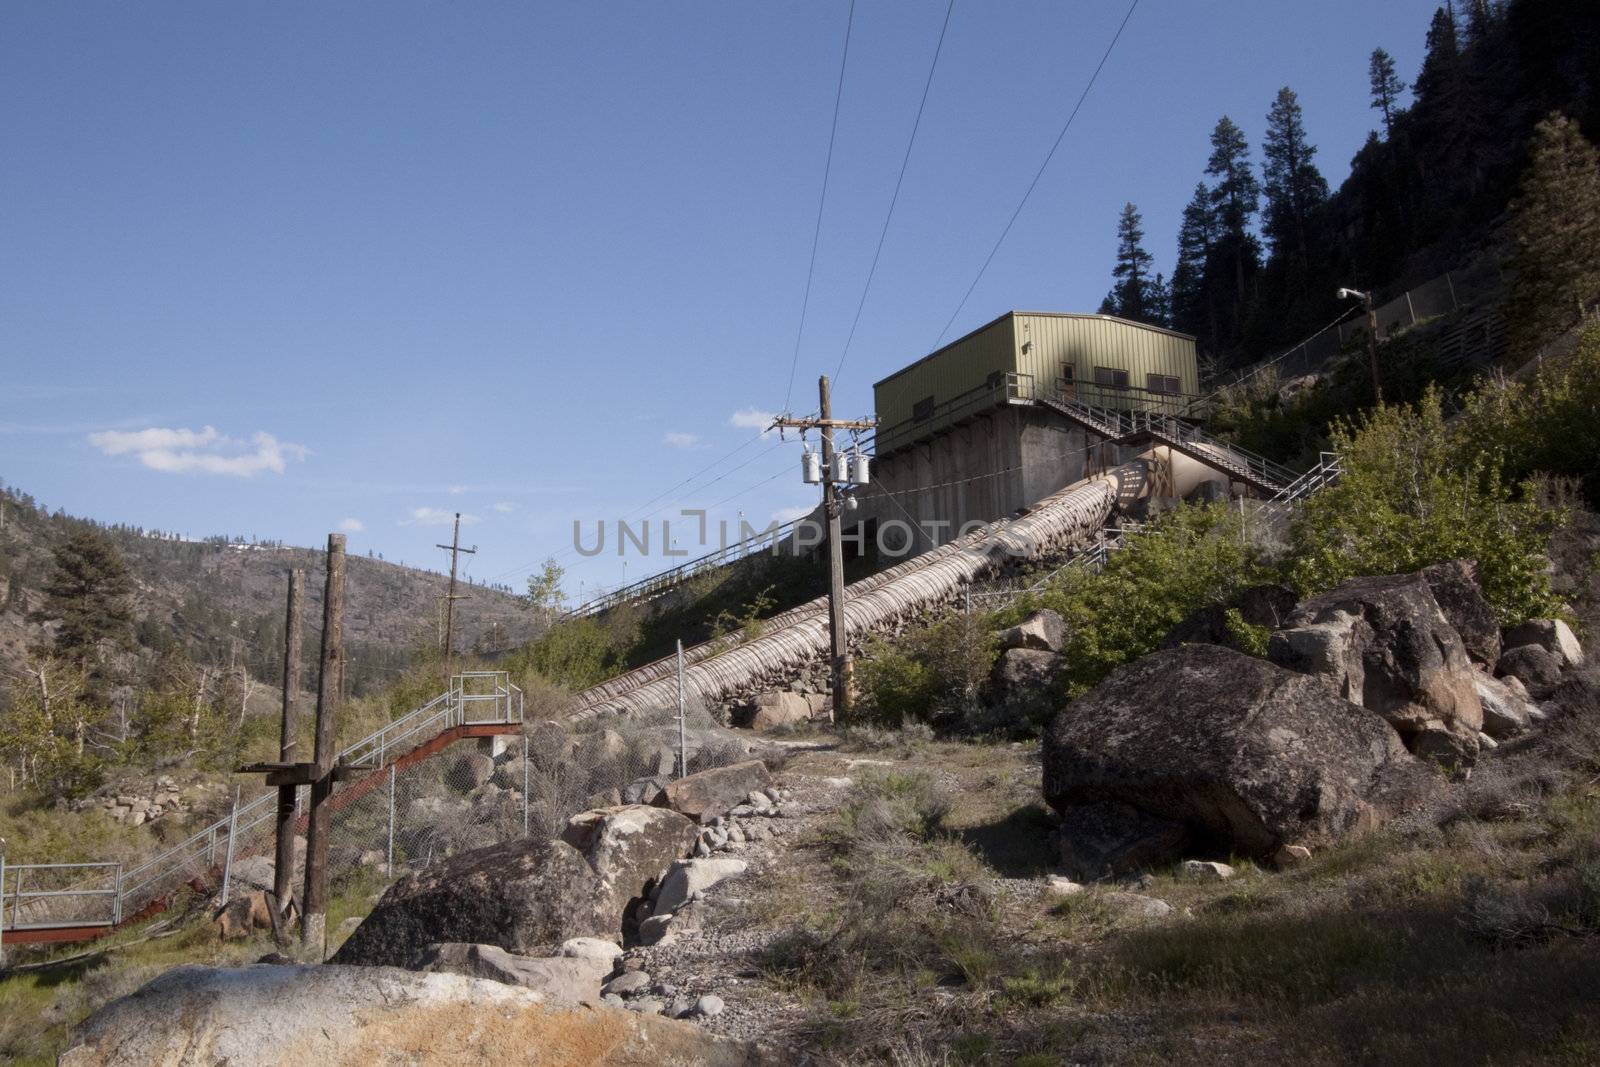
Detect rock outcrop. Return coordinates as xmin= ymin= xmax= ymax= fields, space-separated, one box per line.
xmin=653 ymin=760 xmax=773 ymax=825
xmin=333 ymin=804 xmax=695 ymax=967
xmin=1045 ymin=645 xmax=1418 ymax=859
xmin=1268 ymin=571 xmax=1484 ymax=765
xmin=1421 ymin=560 xmax=1502 ymax=669
xmin=1503 ymin=618 xmax=1585 ymax=670
xmin=60 ymin=964 xmax=777 ymax=1066
xmin=998 ymin=609 xmax=1066 ymax=652
xmin=410 ymin=943 xmax=608 ymax=1004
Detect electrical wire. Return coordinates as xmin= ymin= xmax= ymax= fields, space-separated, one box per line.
xmin=932 ymin=0 xmax=1141 ymax=349
xmin=831 ymin=0 xmax=956 ymax=387
xmin=783 ymin=0 xmax=857 ymax=413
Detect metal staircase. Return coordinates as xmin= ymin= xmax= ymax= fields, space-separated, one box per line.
xmin=1037 ymin=392 xmax=1299 ymax=495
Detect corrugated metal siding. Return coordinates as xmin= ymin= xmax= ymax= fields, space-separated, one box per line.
xmin=874 ymin=315 xmax=1016 ymax=435
xmin=1014 ymin=313 xmax=1197 ymax=410
xmin=874 ymin=313 xmax=1198 ymax=436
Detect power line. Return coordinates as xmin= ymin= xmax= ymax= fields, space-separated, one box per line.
xmin=783 ymin=0 xmax=857 ymax=413
xmin=833 ymin=0 xmax=956 ymax=387
xmin=932 ymin=0 xmax=1141 ymax=349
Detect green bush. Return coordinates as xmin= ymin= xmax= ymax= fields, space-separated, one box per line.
xmin=1287 ymin=389 xmax=1563 ymax=624
xmin=853 ymin=613 xmax=995 ymax=729
xmin=1006 ymin=503 xmax=1270 ymax=698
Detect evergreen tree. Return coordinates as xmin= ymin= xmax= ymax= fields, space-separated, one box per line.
xmin=1506 ymin=112 xmax=1600 ymax=353
xmin=1170 ymin=183 xmax=1216 ymax=338
xmin=1414 ymin=7 xmax=1463 ymax=120
xmin=1204 ymin=116 xmax=1263 ymax=357
xmin=1369 ymin=48 xmax=1407 ymax=137
xmin=32 ymin=530 xmax=133 ymax=668
xmin=1100 ymin=202 xmax=1162 ymax=325
xmin=1262 ymin=87 xmax=1330 ymax=265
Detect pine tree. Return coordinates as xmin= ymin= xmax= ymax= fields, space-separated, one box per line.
xmin=32 ymin=530 xmax=133 ymax=667
xmin=1262 ymin=88 xmax=1330 ymax=266
xmin=1206 ymin=116 xmax=1262 ymax=302
xmin=1415 ymin=7 xmax=1462 ymax=117
xmin=1170 ymin=183 xmax=1216 ymax=338
xmin=1369 ymin=48 xmax=1407 ymax=137
xmin=1100 ymin=202 xmax=1160 ymax=325
xmin=1507 ymin=112 xmax=1600 ymax=353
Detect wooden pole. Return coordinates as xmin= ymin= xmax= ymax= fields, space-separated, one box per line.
xmin=1364 ymin=293 xmax=1384 ymax=406
xmin=301 ymin=534 xmax=345 ymax=952
xmin=436 ymin=515 xmax=475 ymax=681
xmin=819 ymin=375 xmax=852 ymax=718
xmin=273 ymin=569 xmax=303 ymax=923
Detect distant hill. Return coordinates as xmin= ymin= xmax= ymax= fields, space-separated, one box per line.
xmin=0 ymin=483 xmax=537 ymax=696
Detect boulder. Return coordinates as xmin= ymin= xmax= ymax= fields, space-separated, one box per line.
xmin=653 ymin=760 xmax=773 ymax=825
xmin=998 ymin=609 xmax=1066 ymax=653
xmin=410 ymin=943 xmax=606 ymax=1004
xmin=450 ymin=752 xmax=495 ymax=790
xmin=1055 ymin=801 xmax=1191 ymax=882
xmin=492 ymin=756 xmax=528 ymax=791
xmin=559 ymin=936 xmax=623 ymax=965
xmin=1498 ymin=644 xmax=1565 ymax=700
xmin=1421 ymin=560 xmax=1502 ymax=668
xmin=733 ymin=691 xmax=812 ymax=731
xmin=623 ymin=776 xmax=669 ymax=806
xmin=991 ymin=648 xmax=1061 ymax=695
xmin=1267 ymin=571 xmax=1483 ymax=752
xmin=331 ymin=836 xmax=598 ymax=967
xmin=1475 ymin=674 xmax=1540 ymax=739
xmin=652 ymin=857 xmax=748 ymax=915
xmin=1044 ymin=645 xmax=1417 ymax=859
xmin=59 ymin=965 xmax=777 ymax=1066
xmin=1503 ymin=618 xmax=1585 ymax=670
xmin=559 ymin=805 xmax=700 ymax=934
xmin=1180 ymin=860 xmax=1235 ymax=881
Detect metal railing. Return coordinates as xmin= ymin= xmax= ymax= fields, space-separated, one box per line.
xmin=1038 ymin=391 xmax=1300 ymax=492
xmin=561 ymin=518 xmax=805 ymax=620
xmin=2 ymin=673 xmax=523 ymax=936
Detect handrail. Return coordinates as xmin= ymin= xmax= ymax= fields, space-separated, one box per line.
xmin=4 ymin=673 xmax=524 ymax=934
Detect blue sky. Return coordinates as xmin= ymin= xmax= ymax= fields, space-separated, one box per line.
xmin=2 ymin=1 xmax=1438 ymax=602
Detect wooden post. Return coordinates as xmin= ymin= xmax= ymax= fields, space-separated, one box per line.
xmin=819 ymin=375 xmax=852 ymax=718
xmin=301 ymin=534 xmax=345 ymax=952
xmin=274 ymin=569 xmax=303 ymax=923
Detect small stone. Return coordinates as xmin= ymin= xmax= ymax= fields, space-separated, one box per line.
xmin=746 ymin=791 xmax=773 ymax=812
xmin=695 ymin=994 xmax=725 ymax=1018
xmin=728 ymin=805 xmax=756 ymax=817
xmin=1271 ymin=844 xmax=1312 ymax=869
xmin=603 ymin=970 xmax=652 ymax=996
xmin=1104 ymin=892 xmax=1173 ymax=919
xmin=669 ymin=996 xmax=695 ymax=1019
xmin=559 ymin=937 xmax=623 ymax=964
xmin=693 ymin=839 xmax=711 ymax=858
xmin=638 ymin=914 xmax=676 ymax=946
xmin=1044 ymin=875 xmax=1084 ymax=897
xmin=1180 ymin=860 xmax=1235 ymax=881
xmin=602 ymin=993 xmax=625 ymax=1008
xmin=727 ymin=825 xmax=746 ymax=845
xmin=627 ymin=997 xmax=664 ymax=1016
xmin=762 ymin=786 xmax=781 ymax=803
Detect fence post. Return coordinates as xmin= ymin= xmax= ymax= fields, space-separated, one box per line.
xmin=386 ymin=764 xmax=396 ymax=877
xmin=676 ymin=640 xmax=687 ymax=780
xmin=220 ymin=787 xmax=240 ymax=905
xmin=521 ymin=734 xmax=530 ymax=837
xmin=1 ymin=853 xmax=7 ymax=968
xmin=113 ymin=864 xmax=123 ymax=925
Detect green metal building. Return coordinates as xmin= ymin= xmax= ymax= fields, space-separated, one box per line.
xmin=874 ymin=311 xmax=1198 ymax=456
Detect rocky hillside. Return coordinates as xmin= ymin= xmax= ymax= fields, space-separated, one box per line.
xmin=0 ymin=484 xmax=536 ymax=695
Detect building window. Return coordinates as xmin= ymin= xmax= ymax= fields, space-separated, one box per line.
xmin=912 ymin=395 xmax=935 ymax=422
xmin=1146 ymin=374 xmax=1182 ymax=395
xmin=1094 ymin=366 xmax=1129 ymax=389
xmin=1060 ymin=362 xmax=1075 ymax=383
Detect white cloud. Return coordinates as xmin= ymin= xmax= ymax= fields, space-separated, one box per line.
xmin=663 ymin=431 xmax=700 ymax=449
xmin=87 ymin=425 xmax=308 ymax=477
xmin=401 ymin=507 xmax=479 ymax=527
xmin=447 ymin=485 xmax=467 ymax=495
xmin=729 ymin=409 xmax=776 ymax=433
xmin=491 ymin=502 xmax=516 ymax=514
xmin=338 ymin=517 xmax=365 ymax=533
xmin=771 ymin=504 xmax=816 ymax=523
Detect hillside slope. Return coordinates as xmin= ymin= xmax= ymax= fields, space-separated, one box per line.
xmin=0 ymin=485 xmax=536 ymax=695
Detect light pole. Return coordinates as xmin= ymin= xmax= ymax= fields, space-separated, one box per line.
xmin=1337 ymin=287 xmax=1383 ymax=406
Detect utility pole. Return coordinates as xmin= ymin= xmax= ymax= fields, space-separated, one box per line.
xmin=273 ymin=569 xmax=303 ymax=930
xmin=773 ymin=375 xmax=875 ymax=719
xmin=435 ymin=513 xmax=475 ymax=679
xmin=1338 ymin=286 xmax=1383 ymax=406
xmin=302 ymin=533 xmax=345 ymax=953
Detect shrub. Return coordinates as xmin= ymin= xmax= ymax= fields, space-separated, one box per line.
xmin=1006 ymin=502 xmax=1270 ymax=698
xmin=853 ymin=614 xmax=996 ymax=729
xmin=1288 ymin=389 xmax=1563 ymax=624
